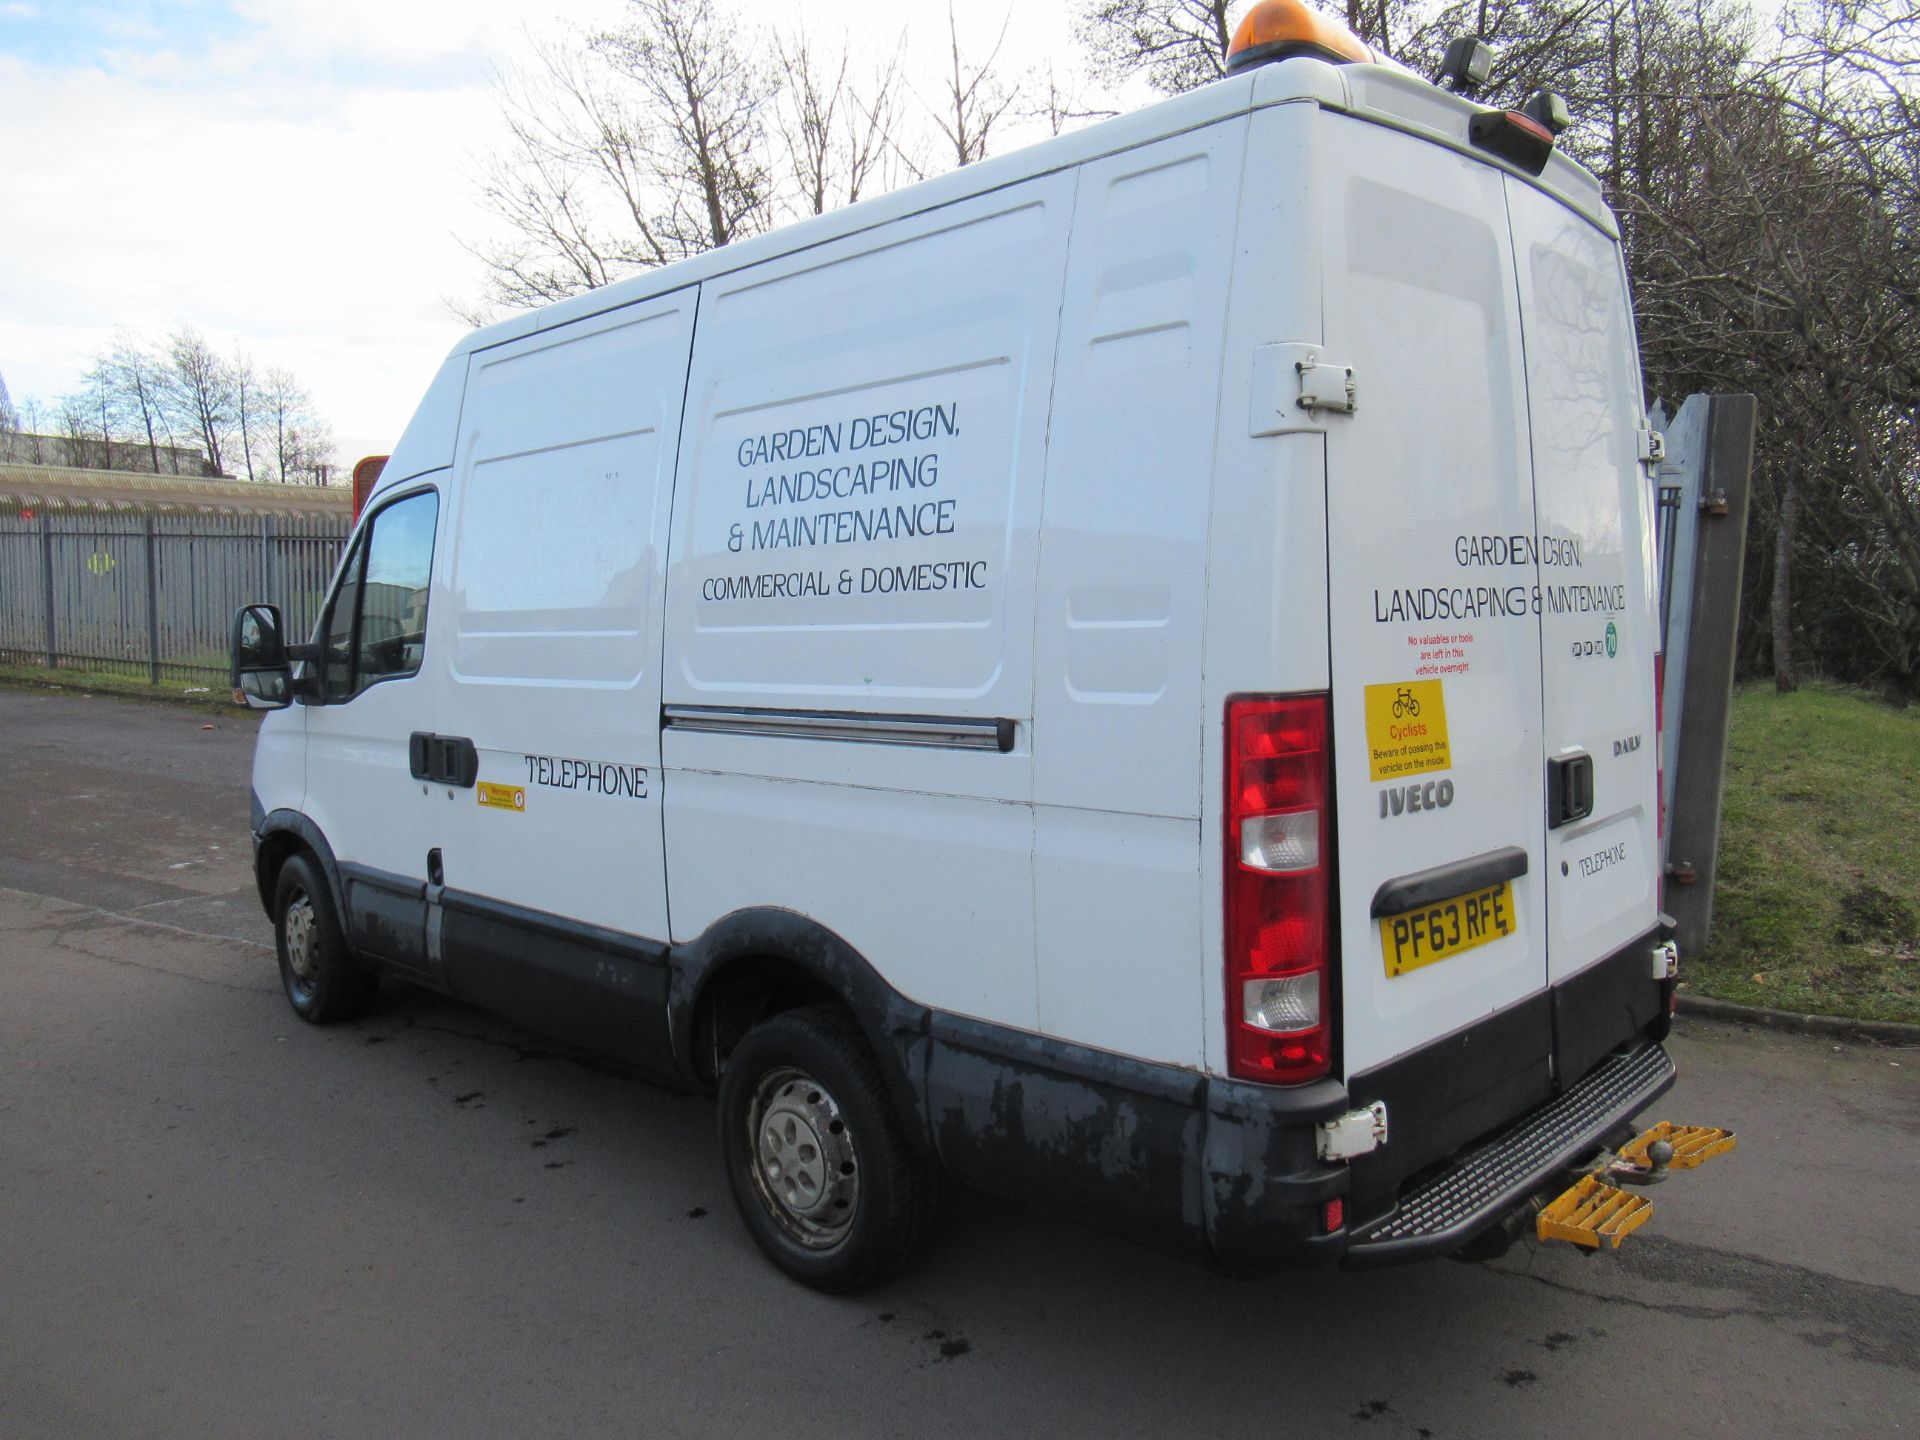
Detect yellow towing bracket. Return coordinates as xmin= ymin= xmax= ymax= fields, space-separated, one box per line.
xmin=1536 ymin=1120 xmax=1736 ymax=1250
xmin=1537 ymin=1174 xmax=1655 ymax=1249
xmin=1617 ymin=1122 xmax=1737 ymax=1172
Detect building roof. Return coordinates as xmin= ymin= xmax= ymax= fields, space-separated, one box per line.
xmin=0 ymin=463 xmax=352 ymax=517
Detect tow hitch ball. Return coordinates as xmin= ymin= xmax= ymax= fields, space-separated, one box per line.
xmin=1535 ymin=1122 xmax=1737 ymax=1252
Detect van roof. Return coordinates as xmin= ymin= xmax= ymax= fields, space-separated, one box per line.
xmin=452 ymin=55 xmax=1615 ymax=361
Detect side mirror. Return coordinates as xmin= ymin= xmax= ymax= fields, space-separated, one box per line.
xmin=231 ymin=604 xmax=293 ymax=710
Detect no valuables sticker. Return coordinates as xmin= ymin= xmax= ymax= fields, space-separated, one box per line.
xmin=1363 ymin=680 xmax=1452 ymax=782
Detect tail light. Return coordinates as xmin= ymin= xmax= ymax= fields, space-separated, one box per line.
xmin=1467 ymin=109 xmax=1557 ymax=175
xmin=1225 ymin=694 xmax=1334 ymax=1085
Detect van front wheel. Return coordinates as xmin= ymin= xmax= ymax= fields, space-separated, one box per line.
xmin=718 ymin=1005 xmax=935 ymax=1292
xmin=273 ymin=853 xmax=378 ymax=1024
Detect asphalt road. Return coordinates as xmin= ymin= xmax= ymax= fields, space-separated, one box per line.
xmin=1 ymin=685 xmax=1915 ymax=1439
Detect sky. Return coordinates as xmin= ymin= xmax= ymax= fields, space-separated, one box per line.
xmin=0 ymin=0 xmax=1085 ymax=472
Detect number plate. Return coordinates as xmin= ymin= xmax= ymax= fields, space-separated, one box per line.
xmin=1380 ymin=880 xmax=1516 ymax=978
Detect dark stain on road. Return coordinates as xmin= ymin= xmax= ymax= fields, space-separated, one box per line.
xmin=685 ymin=1206 xmax=707 ymax=1220
xmin=1517 ymin=1235 xmax=1920 ymax=1374
xmin=531 ymin=1125 xmax=576 ymax=1148
xmin=1351 ymin=1398 xmax=1392 ymax=1421
xmin=1500 ymin=1369 xmax=1537 ymax=1388
xmin=924 ymin=1328 xmax=971 ymax=1361
xmin=1538 ymin=1331 xmax=1578 ymax=1352
xmin=454 ymin=1091 xmax=484 ymax=1106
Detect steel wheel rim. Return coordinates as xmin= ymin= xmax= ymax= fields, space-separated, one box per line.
xmin=745 ymin=1065 xmax=859 ymax=1250
xmin=283 ymin=891 xmax=319 ymax=997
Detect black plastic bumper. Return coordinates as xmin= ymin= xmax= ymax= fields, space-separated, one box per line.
xmin=906 ymin=933 xmax=1668 ymax=1275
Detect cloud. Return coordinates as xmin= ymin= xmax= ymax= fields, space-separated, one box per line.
xmin=2 ymin=0 xmax=1088 ymax=469
xmin=0 ymin=6 xmax=539 ymax=463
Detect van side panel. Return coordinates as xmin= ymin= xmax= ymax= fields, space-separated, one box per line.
xmin=1031 ymin=119 xmax=1249 ymax=1067
xmin=435 ymin=294 xmax=694 ymax=950
xmin=663 ymin=176 xmax=1076 ymax=1032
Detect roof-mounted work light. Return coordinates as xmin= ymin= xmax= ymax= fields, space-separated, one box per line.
xmin=1436 ymin=34 xmax=1494 ymax=94
xmin=1225 ymin=0 xmax=1380 ymax=72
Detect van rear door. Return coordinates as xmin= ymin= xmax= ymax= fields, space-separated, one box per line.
xmin=1503 ymin=180 xmax=1662 ymax=1080
xmin=1318 ymin=117 xmax=1553 ymax=1095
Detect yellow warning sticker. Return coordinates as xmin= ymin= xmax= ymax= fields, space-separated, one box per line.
xmin=1363 ymin=680 xmax=1452 ymax=781
xmin=477 ymin=782 xmax=526 ymax=813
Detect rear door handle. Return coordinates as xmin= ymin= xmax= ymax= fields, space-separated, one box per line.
xmin=1547 ymin=752 xmax=1594 ymax=829
xmin=409 ymin=732 xmax=478 ymax=788
xmin=1371 ymin=845 xmax=1530 ymax=918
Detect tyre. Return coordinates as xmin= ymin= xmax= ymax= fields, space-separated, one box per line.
xmin=717 ymin=1004 xmax=936 ymax=1292
xmin=273 ymin=853 xmax=378 ymax=1024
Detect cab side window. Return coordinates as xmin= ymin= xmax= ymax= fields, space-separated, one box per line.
xmin=322 ymin=490 xmax=439 ymax=701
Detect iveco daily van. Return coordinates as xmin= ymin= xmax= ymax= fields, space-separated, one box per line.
xmin=232 ymin=1 xmax=1707 ymax=1290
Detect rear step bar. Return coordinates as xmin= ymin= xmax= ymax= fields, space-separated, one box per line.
xmin=1344 ymin=1040 xmax=1676 ymax=1266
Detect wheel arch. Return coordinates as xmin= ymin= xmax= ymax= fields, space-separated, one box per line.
xmin=671 ymin=908 xmax=933 ymax=1157
xmin=254 ymin=810 xmax=346 ymax=925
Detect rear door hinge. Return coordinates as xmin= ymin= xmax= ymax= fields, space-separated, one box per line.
xmin=1636 ymin=424 xmax=1665 ymax=468
xmin=1318 ymin=1101 xmax=1389 ymax=1161
xmin=1250 ymin=343 xmax=1357 ymax=436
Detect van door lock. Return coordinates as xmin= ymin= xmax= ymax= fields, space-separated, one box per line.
xmin=1547 ymin=751 xmax=1594 ymax=829
xmin=409 ymin=732 xmax=479 ymax=788
xmin=1318 ymin=1102 xmax=1389 ymax=1161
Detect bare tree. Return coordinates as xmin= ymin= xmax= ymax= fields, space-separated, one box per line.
xmin=1077 ymin=0 xmax=1242 ymax=95
xmin=105 ymin=339 xmax=177 ymax=474
xmin=773 ymin=27 xmax=915 ymax=216
xmin=55 ymin=363 xmax=120 ymax=469
xmin=590 ymin=0 xmax=776 ymax=250
xmin=467 ymin=1 xmax=779 ymax=311
xmin=231 ymin=347 xmax=262 ymax=482
xmin=466 ymin=38 xmax=675 ymax=311
xmin=18 ymin=398 xmax=47 ymax=463
xmin=1025 ymin=61 xmax=1122 ymax=136
xmin=164 ymin=328 xmax=235 ymax=477
xmin=927 ymin=2 xmax=1021 ymax=168
xmin=0 ymin=369 xmax=18 ymax=433
xmin=260 ymin=366 xmax=335 ymax=485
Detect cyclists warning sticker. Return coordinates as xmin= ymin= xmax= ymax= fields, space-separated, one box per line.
xmin=1364 ymin=680 xmax=1451 ymax=781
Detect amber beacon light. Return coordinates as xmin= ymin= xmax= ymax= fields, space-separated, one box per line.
xmin=1225 ymin=0 xmax=1380 ymax=71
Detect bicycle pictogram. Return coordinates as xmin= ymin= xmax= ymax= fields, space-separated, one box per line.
xmin=1391 ymin=687 xmax=1421 ymax=719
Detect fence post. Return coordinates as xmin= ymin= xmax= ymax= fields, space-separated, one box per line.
xmin=1664 ymin=394 xmax=1757 ymax=963
xmin=39 ymin=513 xmax=56 ymax=670
xmin=144 ymin=514 xmax=162 ymax=685
xmin=261 ymin=514 xmax=273 ymax=600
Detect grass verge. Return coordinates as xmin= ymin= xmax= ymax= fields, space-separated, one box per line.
xmin=0 ymin=661 xmax=247 ymax=716
xmin=1697 ymin=683 xmax=1920 ymax=1025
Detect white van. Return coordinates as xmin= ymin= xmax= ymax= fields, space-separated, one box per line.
xmin=233 ymin=5 xmax=1685 ymax=1291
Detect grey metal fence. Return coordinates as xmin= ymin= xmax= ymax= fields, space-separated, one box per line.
xmin=0 ymin=511 xmax=348 ymax=686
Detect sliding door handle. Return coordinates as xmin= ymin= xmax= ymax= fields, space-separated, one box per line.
xmin=409 ymin=732 xmax=479 ymax=788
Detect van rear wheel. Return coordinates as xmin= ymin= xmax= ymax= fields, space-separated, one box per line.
xmin=718 ymin=1005 xmax=935 ymax=1292
xmin=273 ymin=853 xmax=378 ymax=1024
